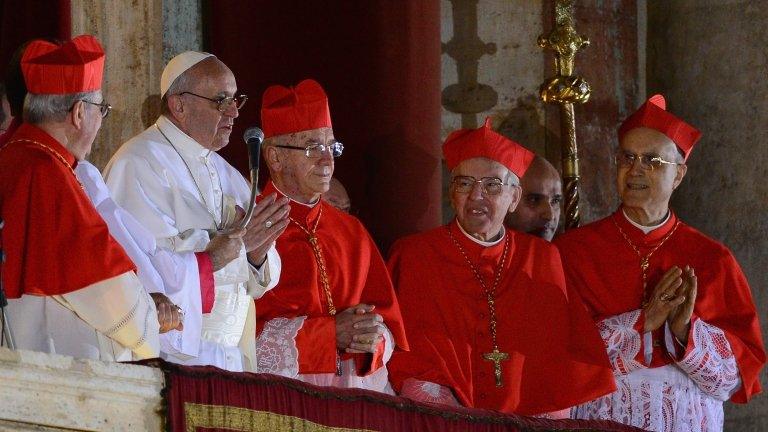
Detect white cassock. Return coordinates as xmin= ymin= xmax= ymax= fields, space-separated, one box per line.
xmin=103 ymin=115 xmax=280 ymax=372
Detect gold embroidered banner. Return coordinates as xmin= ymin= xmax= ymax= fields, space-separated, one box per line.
xmin=148 ymin=360 xmax=645 ymax=432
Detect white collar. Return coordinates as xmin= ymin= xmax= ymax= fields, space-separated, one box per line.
xmin=272 ymin=182 xmax=320 ymax=208
xmin=156 ymin=115 xmax=212 ymax=159
xmin=456 ymin=221 xmax=505 ymax=247
xmin=622 ymin=209 xmax=670 ymax=234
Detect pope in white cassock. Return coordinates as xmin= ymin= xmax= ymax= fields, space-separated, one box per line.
xmin=103 ymin=52 xmax=290 ymax=372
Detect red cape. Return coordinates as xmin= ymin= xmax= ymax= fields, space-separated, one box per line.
xmin=387 ymin=221 xmax=615 ymax=415
xmin=256 ymin=181 xmax=408 ymax=375
xmin=555 ymin=209 xmax=766 ymax=403
xmin=0 ymin=123 xmax=135 ymax=298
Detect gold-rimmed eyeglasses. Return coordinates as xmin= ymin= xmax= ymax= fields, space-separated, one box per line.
xmin=178 ymin=92 xmax=248 ymax=112
xmin=615 ymin=151 xmax=683 ymax=171
xmin=451 ymin=176 xmax=510 ymax=195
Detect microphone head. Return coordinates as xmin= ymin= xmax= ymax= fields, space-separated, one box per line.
xmin=243 ymin=127 xmax=265 ymax=144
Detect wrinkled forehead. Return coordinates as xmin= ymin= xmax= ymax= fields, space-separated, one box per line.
xmin=283 ymin=127 xmax=335 ymax=145
xmin=619 ymin=127 xmax=679 ymax=157
xmin=191 ymin=59 xmax=237 ymax=95
xmin=452 ymin=157 xmax=509 ymax=179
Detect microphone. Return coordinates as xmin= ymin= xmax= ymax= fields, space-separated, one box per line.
xmin=243 ymin=127 xmax=264 ymax=174
xmin=236 ymin=127 xmax=265 ymax=231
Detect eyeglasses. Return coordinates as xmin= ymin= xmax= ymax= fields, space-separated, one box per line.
xmin=178 ymin=92 xmax=248 ymax=112
xmin=615 ymin=151 xmax=682 ymax=171
xmin=79 ymin=99 xmax=112 ymax=118
xmin=274 ymin=140 xmax=344 ymax=158
xmin=451 ymin=176 xmax=509 ymax=195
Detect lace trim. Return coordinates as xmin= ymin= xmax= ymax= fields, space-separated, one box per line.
xmin=400 ymin=379 xmax=460 ymax=406
xmin=598 ymin=309 xmax=645 ymax=375
xmin=127 ymin=292 xmax=154 ymax=351
xmin=573 ymin=367 xmax=726 ymax=432
xmin=255 ymin=316 xmax=306 ymax=376
xmin=676 ymin=319 xmax=740 ymax=400
xmin=103 ymin=291 xmax=142 ymax=337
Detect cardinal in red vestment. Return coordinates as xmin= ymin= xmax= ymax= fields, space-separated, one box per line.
xmin=555 ymin=95 xmax=766 ymax=432
xmin=253 ymin=79 xmax=407 ymax=393
xmin=0 ymin=35 xmax=160 ymax=360
xmin=387 ymin=118 xmax=616 ymax=416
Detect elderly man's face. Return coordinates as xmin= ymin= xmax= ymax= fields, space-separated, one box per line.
xmin=180 ymin=60 xmax=238 ymax=151
xmin=505 ymin=158 xmax=562 ymax=241
xmin=273 ymin=127 xmax=335 ymax=203
xmin=617 ymin=127 xmax=686 ymax=218
xmin=450 ymin=158 xmax=521 ymax=242
xmin=72 ymin=91 xmax=104 ymax=160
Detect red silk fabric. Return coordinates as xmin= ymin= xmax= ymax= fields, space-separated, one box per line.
xmin=21 ymin=35 xmax=105 ymax=94
xmin=618 ymin=95 xmax=701 ymax=161
xmin=555 ymin=209 xmax=766 ymax=403
xmin=387 ymin=221 xmax=616 ymax=415
xmin=443 ymin=118 xmax=535 ymax=178
xmin=0 ymin=124 xmax=135 ymax=298
xmin=255 ymin=181 xmax=408 ymax=375
xmin=260 ymin=79 xmax=332 ymax=138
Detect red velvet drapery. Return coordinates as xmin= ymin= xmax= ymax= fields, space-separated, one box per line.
xmin=205 ymin=1 xmax=442 ymax=250
xmin=0 ymin=0 xmax=70 ymax=73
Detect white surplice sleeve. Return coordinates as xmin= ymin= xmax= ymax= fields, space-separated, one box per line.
xmin=55 ymin=272 xmax=160 ymax=360
xmin=665 ymin=319 xmax=742 ymax=401
xmin=596 ymin=309 xmax=647 ymax=375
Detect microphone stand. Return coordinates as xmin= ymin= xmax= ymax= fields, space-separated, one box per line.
xmin=0 ymin=218 xmax=15 ymax=350
xmin=235 ymin=130 xmax=264 ymax=231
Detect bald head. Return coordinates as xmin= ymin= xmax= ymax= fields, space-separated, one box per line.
xmin=504 ymin=156 xmax=562 ymax=241
xmin=323 ymin=177 xmax=351 ymax=213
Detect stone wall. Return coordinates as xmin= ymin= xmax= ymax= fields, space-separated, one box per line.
xmin=71 ymin=0 xmax=164 ymax=170
xmin=648 ymin=1 xmax=768 ymax=429
xmin=0 ymin=348 xmax=163 ymax=431
xmin=440 ymin=0 xmax=641 ymax=226
xmin=72 ymin=0 xmax=203 ymax=170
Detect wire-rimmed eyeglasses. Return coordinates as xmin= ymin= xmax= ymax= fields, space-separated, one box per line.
xmin=274 ymin=140 xmax=344 ymax=158
xmin=178 ymin=92 xmax=248 ymax=112
xmin=451 ymin=176 xmax=510 ymax=195
xmin=615 ymin=151 xmax=683 ymax=171
xmin=79 ymin=99 xmax=112 ymax=118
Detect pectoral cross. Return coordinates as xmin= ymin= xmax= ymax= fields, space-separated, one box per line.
xmin=483 ymin=348 xmax=509 ymax=387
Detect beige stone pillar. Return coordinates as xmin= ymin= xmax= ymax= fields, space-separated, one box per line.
xmin=70 ymin=0 xmax=164 ymax=170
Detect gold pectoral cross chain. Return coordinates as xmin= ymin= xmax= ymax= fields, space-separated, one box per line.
xmin=447 ymin=226 xmax=511 ymax=388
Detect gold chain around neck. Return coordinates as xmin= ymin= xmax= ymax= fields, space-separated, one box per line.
xmin=445 ymin=226 xmax=510 ymax=355
xmin=611 ymin=214 xmax=680 ymax=307
xmin=3 ymin=138 xmax=84 ymax=190
xmin=289 ymin=205 xmax=336 ymax=315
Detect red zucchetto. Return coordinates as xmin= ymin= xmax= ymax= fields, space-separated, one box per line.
xmin=261 ymin=79 xmax=332 ymax=138
xmin=21 ymin=35 xmax=105 ymax=95
xmin=443 ymin=117 xmax=535 ymax=178
xmin=618 ymin=94 xmax=701 ymax=161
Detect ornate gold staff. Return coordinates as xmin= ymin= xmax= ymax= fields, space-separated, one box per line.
xmin=538 ymin=0 xmax=590 ymax=229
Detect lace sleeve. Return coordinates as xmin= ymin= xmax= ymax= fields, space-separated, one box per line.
xmin=675 ymin=319 xmax=741 ymax=401
xmin=597 ymin=310 xmax=646 ymax=375
xmin=254 ymin=316 xmax=306 ymax=376
xmin=399 ymin=378 xmax=461 ymax=407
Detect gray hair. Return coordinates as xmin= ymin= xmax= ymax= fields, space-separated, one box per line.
xmin=161 ymin=68 xmax=195 ymax=115
xmin=23 ymin=90 xmax=98 ymax=124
